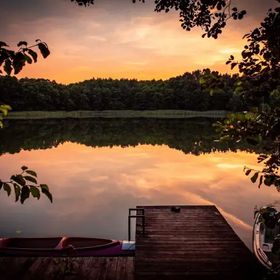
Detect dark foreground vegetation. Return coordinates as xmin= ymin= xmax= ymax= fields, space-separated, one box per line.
xmin=1 ymin=68 xmax=278 ymax=112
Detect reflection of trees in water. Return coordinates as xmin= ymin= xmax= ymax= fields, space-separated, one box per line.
xmin=0 ymin=118 xmax=259 ymax=155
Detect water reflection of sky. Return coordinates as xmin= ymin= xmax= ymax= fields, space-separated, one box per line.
xmin=0 ymin=142 xmax=279 ymax=249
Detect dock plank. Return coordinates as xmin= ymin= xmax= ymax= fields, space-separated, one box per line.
xmin=0 ymin=205 xmax=265 ymax=279
xmin=135 ymin=205 xmax=264 ymax=280
xmin=0 ymin=257 xmax=134 ymax=280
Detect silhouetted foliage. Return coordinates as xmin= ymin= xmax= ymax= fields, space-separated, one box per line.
xmin=0 ymin=40 xmax=50 ymax=76
xmin=227 ymin=4 xmax=280 ymax=77
xmin=71 ymin=0 xmax=246 ymax=39
xmin=217 ymin=108 xmax=280 ymax=189
xmin=0 ymin=40 xmax=51 ymax=203
xmin=0 ymin=166 xmax=52 ymax=204
xmin=0 ymin=104 xmax=11 ymax=128
xmin=218 ymin=3 xmax=280 ymax=189
xmin=0 ymin=40 xmax=50 ymax=128
xmin=0 ymin=69 xmax=252 ymax=112
xmin=71 ymin=0 xmax=95 ymax=6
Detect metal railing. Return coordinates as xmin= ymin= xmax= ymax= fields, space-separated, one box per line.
xmin=128 ymin=208 xmax=145 ymax=241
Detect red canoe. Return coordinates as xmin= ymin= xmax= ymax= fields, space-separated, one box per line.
xmin=0 ymin=237 xmax=135 ymax=257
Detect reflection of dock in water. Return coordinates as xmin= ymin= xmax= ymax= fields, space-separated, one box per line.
xmin=0 ymin=205 xmax=264 ymax=280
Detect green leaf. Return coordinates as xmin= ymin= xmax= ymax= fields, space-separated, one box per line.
xmin=27 ymin=49 xmax=38 ymax=63
xmin=3 ymin=59 xmax=12 ymax=75
xmin=230 ymin=62 xmax=237 ymax=69
xmin=40 ymin=184 xmax=49 ymax=191
xmin=247 ymin=138 xmax=258 ymax=146
xmin=30 ymin=186 xmax=40 ymax=199
xmin=25 ymin=170 xmax=37 ymax=177
xmin=24 ymin=175 xmax=37 ymax=184
xmin=13 ymin=52 xmax=26 ymax=75
xmin=40 ymin=184 xmax=53 ymax=203
xmin=0 ymin=105 xmax=11 ymax=122
xmin=258 ymin=175 xmax=263 ymax=189
xmin=3 ymin=183 xmax=11 ymax=196
xmin=11 ymin=175 xmax=26 ymax=186
xmin=13 ymin=184 xmax=21 ymax=202
xmin=0 ymin=106 xmax=9 ymax=117
xmin=0 ymin=41 xmax=9 ymax=48
xmin=250 ymin=172 xmax=259 ymax=183
xmin=264 ymin=176 xmax=274 ymax=186
xmin=1 ymin=104 xmax=12 ymax=111
xmin=24 ymin=54 xmax=32 ymax=64
xmin=17 ymin=41 xmax=28 ymax=47
xmin=38 ymin=43 xmax=50 ymax=58
xmin=245 ymin=169 xmax=251 ymax=176
xmin=20 ymin=186 xmax=30 ymax=204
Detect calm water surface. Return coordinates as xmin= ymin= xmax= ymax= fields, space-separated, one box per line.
xmin=0 ymin=118 xmax=279 ymax=249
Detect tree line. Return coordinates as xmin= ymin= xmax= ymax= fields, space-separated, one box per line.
xmin=1 ymin=68 xmax=278 ymax=112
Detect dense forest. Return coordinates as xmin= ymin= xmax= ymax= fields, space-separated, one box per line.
xmin=1 ymin=68 xmax=278 ymax=112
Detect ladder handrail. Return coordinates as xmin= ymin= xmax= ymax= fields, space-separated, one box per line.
xmin=129 ymin=208 xmax=145 ymax=215
xmin=128 ymin=208 xmax=145 ymax=241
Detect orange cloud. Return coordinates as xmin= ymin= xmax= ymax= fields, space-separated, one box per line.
xmin=1 ymin=0 xmax=273 ymax=83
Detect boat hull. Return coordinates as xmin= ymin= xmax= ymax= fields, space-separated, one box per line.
xmin=253 ymin=212 xmax=272 ymax=270
xmin=253 ymin=208 xmax=280 ymax=273
xmin=0 ymin=237 xmax=135 ymax=257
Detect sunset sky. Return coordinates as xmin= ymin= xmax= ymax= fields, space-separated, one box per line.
xmin=0 ymin=0 xmax=277 ymax=83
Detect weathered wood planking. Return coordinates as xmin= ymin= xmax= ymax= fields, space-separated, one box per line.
xmin=0 ymin=257 xmax=134 ymax=280
xmin=135 ymin=205 xmax=264 ymax=280
xmin=0 ymin=205 xmax=265 ymax=279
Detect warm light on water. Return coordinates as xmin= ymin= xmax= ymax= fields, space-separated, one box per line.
xmin=0 ymin=139 xmax=279 ymax=249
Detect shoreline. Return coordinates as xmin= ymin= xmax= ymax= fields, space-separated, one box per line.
xmin=6 ymin=110 xmax=228 ymax=119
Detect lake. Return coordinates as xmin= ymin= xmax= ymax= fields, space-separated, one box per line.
xmin=0 ymin=118 xmax=278 ymax=249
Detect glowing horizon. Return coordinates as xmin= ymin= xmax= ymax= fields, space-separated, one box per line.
xmin=0 ymin=0 xmax=276 ymax=84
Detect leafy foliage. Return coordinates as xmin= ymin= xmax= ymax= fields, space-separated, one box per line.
xmin=71 ymin=0 xmax=246 ymax=38
xmin=0 ymin=104 xmax=11 ymax=128
xmin=0 ymin=40 xmax=51 ymax=203
xmin=0 ymin=70 xmax=246 ymax=112
xmin=217 ymin=108 xmax=280 ymax=189
xmin=218 ymin=2 xmax=280 ymax=190
xmin=227 ymin=4 xmax=280 ymax=77
xmin=0 ymin=40 xmax=50 ymax=76
xmin=0 ymin=166 xmax=53 ymax=204
xmin=154 ymin=0 xmax=246 ymax=39
xmin=71 ymin=0 xmax=95 ymax=6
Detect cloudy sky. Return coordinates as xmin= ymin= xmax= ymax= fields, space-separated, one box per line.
xmin=0 ymin=0 xmax=277 ymax=83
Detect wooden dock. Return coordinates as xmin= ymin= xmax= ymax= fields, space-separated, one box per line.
xmin=0 ymin=257 xmax=134 ymax=280
xmin=135 ymin=205 xmax=263 ymax=280
xmin=0 ymin=205 xmax=264 ymax=279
